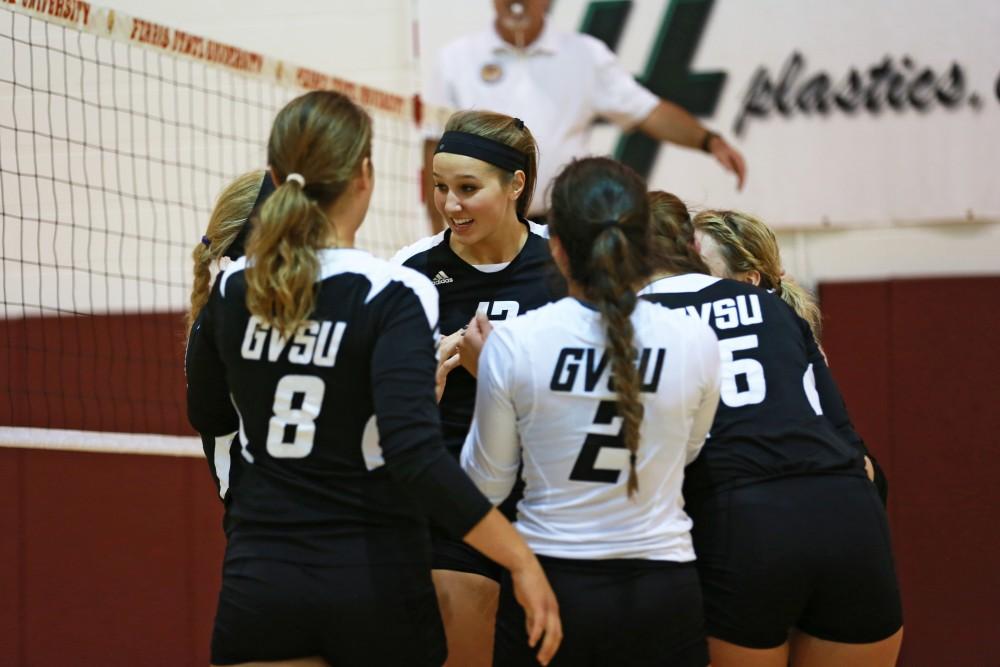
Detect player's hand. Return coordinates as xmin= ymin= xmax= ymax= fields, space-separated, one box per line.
xmin=458 ymin=312 xmax=494 ymax=378
xmin=436 ymin=353 xmax=460 ymax=402
xmin=709 ymin=135 xmax=747 ymax=190
xmin=435 ymin=329 xmax=464 ymax=402
xmin=864 ymin=455 xmax=875 ymax=482
xmin=510 ymin=559 xmax=563 ymax=665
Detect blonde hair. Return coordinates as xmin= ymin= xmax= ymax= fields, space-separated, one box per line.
xmin=443 ymin=110 xmax=539 ymax=218
xmin=693 ymin=210 xmax=822 ymax=340
xmin=187 ymin=170 xmax=264 ymax=331
xmin=246 ymin=91 xmax=372 ymax=337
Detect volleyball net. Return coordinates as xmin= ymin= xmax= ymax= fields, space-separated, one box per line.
xmin=0 ymin=1 xmax=446 ymax=451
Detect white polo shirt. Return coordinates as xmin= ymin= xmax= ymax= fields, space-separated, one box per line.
xmin=425 ymin=23 xmax=660 ymax=215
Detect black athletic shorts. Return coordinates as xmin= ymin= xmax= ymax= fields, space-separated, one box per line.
xmin=495 ymin=555 xmax=709 ymax=667
xmin=689 ymin=474 xmax=903 ymax=649
xmin=211 ymin=557 xmax=446 ymax=666
xmin=430 ymin=526 xmax=503 ymax=582
xmin=429 ymin=477 xmax=522 ymax=583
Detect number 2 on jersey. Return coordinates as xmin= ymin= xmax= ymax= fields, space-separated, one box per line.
xmin=570 ymin=400 xmax=626 ymax=484
xmin=266 ymin=374 xmax=325 ymax=458
xmin=719 ymin=334 xmax=766 ymax=407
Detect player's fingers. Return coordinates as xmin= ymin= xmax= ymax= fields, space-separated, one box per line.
xmin=732 ymin=151 xmax=747 ymax=189
xmin=438 ymin=332 xmax=462 ymax=361
xmin=440 ymin=353 xmax=460 ymax=374
xmin=536 ymin=605 xmax=563 ymax=665
xmin=464 ymin=318 xmax=483 ymax=345
xmin=525 ymin=604 xmax=542 ymax=648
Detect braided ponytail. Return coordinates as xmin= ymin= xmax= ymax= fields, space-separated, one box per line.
xmin=187 ymin=170 xmax=264 ymax=332
xmin=647 ymin=191 xmax=711 ymax=275
xmin=589 ymin=227 xmax=645 ymax=496
xmin=549 ymin=158 xmax=653 ymax=498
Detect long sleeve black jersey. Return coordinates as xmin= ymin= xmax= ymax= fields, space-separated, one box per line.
xmin=185 ymin=248 xmax=491 ymax=566
xmin=392 ymin=220 xmax=565 ymax=456
xmin=639 ymin=274 xmax=867 ymax=501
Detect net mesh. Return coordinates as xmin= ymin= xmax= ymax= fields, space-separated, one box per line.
xmin=0 ymin=4 xmax=429 ymax=439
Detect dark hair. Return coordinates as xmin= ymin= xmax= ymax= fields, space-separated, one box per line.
xmin=444 ymin=110 xmax=538 ymax=218
xmin=647 ymin=191 xmax=711 ymax=276
xmin=246 ymin=91 xmax=372 ymax=336
xmin=549 ymin=157 xmax=652 ymax=498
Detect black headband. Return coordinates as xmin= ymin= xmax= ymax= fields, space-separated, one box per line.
xmin=224 ymin=172 xmax=275 ymax=260
xmin=435 ymin=131 xmax=527 ymax=173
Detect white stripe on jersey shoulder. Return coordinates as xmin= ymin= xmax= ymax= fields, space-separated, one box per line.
xmin=526 ymin=219 xmax=550 ymax=238
xmin=638 ymin=273 xmax=720 ymax=295
xmin=318 ymin=248 xmax=439 ymax=329
xmin=389 ymin=230 xmax=447 ymax=265
xmin=391 ymin=219 xmax=546 ymax=267
xmin=219 ymin=256 xmax=248 ymax=298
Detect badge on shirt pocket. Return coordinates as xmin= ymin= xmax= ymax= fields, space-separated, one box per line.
xmin=481 ymin=63 xmax=503 ymax=84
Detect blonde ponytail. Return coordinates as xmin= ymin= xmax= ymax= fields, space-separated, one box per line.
xmin=245 ymin=91 xmax=372 ymax=337
xmin=187 ymin=170 xmax=264 ymax=332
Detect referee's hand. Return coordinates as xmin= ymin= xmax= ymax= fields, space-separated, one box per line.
xmin=708 ymin=135 xmax=747 ymax=190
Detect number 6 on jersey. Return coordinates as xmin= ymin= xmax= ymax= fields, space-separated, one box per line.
xmin=719 ymin=334 xmax=766 ymax=407
xmin=266 ymin=374 xmax=326 ymax=458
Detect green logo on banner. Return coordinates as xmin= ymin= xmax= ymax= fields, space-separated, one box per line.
xmin=581 ymin=0 xmax=726 ymax=178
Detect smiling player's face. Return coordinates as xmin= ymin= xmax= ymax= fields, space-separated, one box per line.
xmin=432 ymin=152 xmax=520 ymax=249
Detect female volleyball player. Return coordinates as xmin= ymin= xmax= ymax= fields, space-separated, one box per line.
xmin=460 ymin=157 xmax=722 ymax=666
xmin=392 ymin=110 xmax=563 ymax=666
xmin=185 ymin=90 xmax=561 ymax=667
xmin=691 ymin=209 xmax=821 ymax=339
xmin=690 ymin=208 xmax=888 ymax=502
xmin=639 ymin=193 xmax=903 ymax=667
xmin=186 ymin=170 xmax=263 ymax=512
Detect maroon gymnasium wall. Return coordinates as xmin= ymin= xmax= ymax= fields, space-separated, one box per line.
xmin=820 ymin=276 xmax=1000 ymax=666
xmin=1 ymin=275 xmax=998 ymax=665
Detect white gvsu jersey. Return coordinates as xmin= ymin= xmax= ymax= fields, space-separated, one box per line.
xmin=461 ymin=297 xmax=721 ymax=561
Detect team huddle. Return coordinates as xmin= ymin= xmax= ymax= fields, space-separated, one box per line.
xmin=185 ymin=91 xmax=903 ymax=667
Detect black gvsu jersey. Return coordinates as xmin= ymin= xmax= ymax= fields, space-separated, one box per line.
xmin=393 ymin=220 xmax=564 ymax=456
xmin=185 ymin=248 xmax=491 ymax=566
xmin=186 ymin=308 xmax=242 ymax=530
xmin=640 ymin=274 xmax=868 ymax=501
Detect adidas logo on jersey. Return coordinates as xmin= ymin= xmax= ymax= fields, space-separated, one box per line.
xmin=432 ymin=271 xmax=454 ymax=285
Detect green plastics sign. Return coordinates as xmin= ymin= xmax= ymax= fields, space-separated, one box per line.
xmin=577 ymin=0 xmax=1000 ymax=227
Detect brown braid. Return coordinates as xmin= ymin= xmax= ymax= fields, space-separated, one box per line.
xmin=549 ymin=157 xmax=653 ymax=498
xmin=588 ymin=227 xmax=645 ymax=496
xmin=647 ymin=191 xmax=711 ymax=276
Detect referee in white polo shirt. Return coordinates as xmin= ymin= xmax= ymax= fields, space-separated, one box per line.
xmin=422 ymin=0 xmax=747 ymax=230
